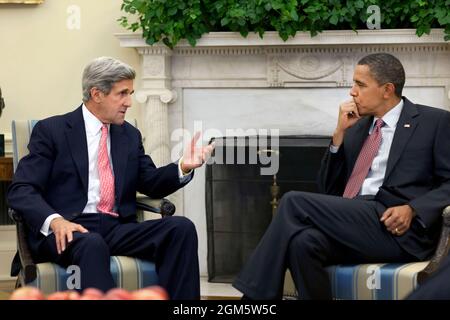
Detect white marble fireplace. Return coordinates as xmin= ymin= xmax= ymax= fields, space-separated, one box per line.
xmin=117 ymin=29 xmax=450 ymax=276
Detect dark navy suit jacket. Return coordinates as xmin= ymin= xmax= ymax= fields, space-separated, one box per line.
xmin=318 ymin=97 xmax=450 ymax=260
xmin=8 ymin=106 xmax=190 ymax=258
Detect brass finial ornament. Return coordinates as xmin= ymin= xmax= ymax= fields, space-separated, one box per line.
xmin=270 ymin=174 xmax=280 ymax=216
xmin=257 ymin=148 xmax=281 ymax=217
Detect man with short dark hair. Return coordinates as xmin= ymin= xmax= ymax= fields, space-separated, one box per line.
xmin=8 ymin=57 xmax=214 ymax=299
xmin=233 ymin=53 xmax=450 ymax=300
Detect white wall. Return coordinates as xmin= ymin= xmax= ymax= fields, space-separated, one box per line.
xmin=0 ymin=0 xmax=141 ymax=141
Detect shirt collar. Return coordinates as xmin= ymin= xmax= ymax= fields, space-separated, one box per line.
xmin=372 ymin=99 xmax=404 ymax=131
xmin=82 ymin=104 xmax=109 ymax=135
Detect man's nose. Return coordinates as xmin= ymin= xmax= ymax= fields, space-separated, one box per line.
xmin=125 ymin=95 xmax=132 ymax=107
xmin=350 ymin=85 xmax=357 ymax=97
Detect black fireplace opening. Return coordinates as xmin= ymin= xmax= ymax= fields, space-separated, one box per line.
xmin=205 ymin=135 xmax=331 ymax=283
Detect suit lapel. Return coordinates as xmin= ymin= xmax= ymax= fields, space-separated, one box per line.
xmin=110 ymin=124 xmax=129 ymax=203
xmin=384 ymin=98 xmax=419 ymax=180
xmin=65 ymin=107 xmax=89 ymax=192
xmin=345 ymin=116 xmax=373 ymax=179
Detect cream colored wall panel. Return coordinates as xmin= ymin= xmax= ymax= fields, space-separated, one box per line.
xmin=0 ymin=0 xmax=142 ymax=135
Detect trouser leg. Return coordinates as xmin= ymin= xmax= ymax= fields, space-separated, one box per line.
xmin=39 ymin=231 xmax=114 ymax=292
xmin=104 ymin=216 xmax=200 ymax=300
xmin=233 ymin=191 xmax=413 ymax=299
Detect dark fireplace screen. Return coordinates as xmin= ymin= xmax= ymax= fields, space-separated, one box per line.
xmin=205 ymin=135 xmax=330 ymax=282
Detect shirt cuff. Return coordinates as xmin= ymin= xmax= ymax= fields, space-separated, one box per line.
xmin=178 ymin=157 xmax=193 ymax=182
xmin=329 ymin=144 xmax=340 ymax=154
xmin=40 ymin=213 xmax=62 ymax=236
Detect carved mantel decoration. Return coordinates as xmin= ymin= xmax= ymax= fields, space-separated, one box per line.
xmin=117 ymin=29 xmax=450 ymax=275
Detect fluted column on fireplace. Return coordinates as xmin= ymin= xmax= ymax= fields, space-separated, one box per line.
xmin=136 ymin=88 xmax=176 ymax=167
xmin=135 ymin=47 xmax=177 ymax=167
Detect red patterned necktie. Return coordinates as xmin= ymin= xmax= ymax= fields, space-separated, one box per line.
xmin=343 ymin=118 xmax=384 ymax=198
xmin=97 ymin=124 xmax=118 ymax=217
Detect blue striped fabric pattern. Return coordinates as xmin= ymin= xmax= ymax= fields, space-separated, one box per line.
xmin=331 ymin=262 xmax=428 ymax=300
xmin=27 ymin=256 xmax=158 ymax=294
xmin=284 ymin=261 xmax=428 ymax=300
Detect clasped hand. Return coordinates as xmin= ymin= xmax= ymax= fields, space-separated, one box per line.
xmin=380 ymin=204 xmax=415 ymax=236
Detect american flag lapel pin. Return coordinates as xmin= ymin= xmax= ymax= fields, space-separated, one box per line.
xmin=404 ymin=124 xmax=411 ymax=128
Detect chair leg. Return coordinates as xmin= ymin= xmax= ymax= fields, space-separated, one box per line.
xmin=15 ymin=276 xmax=21 ymax=289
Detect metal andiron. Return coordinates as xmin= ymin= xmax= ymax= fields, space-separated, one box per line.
xmin=257 ymin=148 xmax=280 ymax=216
xmin=270 ymin=174 xmax=280 ymax=216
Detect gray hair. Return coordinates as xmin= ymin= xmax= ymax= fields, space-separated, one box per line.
xmin=357 ymin=53 xmax=405 ymax=98
xmin=82 ymin=57 xmax=136 ymax=102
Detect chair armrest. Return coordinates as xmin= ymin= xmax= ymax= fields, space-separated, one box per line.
xmin=8 ymin=208 xmax=37 ymax=283
xmin=136 ymin=195 xmax=176 ymax=217
xmin=417 ymin=205 xmax=450 ymax=284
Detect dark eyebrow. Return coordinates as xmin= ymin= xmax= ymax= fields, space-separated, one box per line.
xmin=353 ymin=80 xmax=366 ymax=86
xmin=119 ymin=89 xmax=134 ymax=95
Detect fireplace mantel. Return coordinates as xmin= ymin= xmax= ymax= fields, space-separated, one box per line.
xmin=116 ymin=28 xmax=449 ymax=157
xmin=117 ymin=29 xmax=450 ymax=276
xmin=118 ymin=29 xmax=447 ymax=47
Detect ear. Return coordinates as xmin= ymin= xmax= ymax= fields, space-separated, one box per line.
xmin=383 ymin=83 xmax=396 ymax=99
xmin=90 ymin=87 xmax=103 ymax=103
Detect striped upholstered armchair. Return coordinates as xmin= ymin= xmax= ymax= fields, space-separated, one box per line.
xmin=9 ymin=120 xmax=175 ymax=295
xmin=283 ymin=208 xmax=450 ymax=300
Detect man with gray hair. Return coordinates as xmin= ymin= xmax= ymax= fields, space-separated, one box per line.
xmin=8 ymin=57 xmax=214 ymax=299
xmin=233 ymin=53 xmax=450 ymax=299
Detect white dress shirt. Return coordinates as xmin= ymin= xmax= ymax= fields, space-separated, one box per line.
xmin=40 ymin=104 xmax=192 ymax=236
xmin=331 ymin=100 xmax=404 ymax=196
